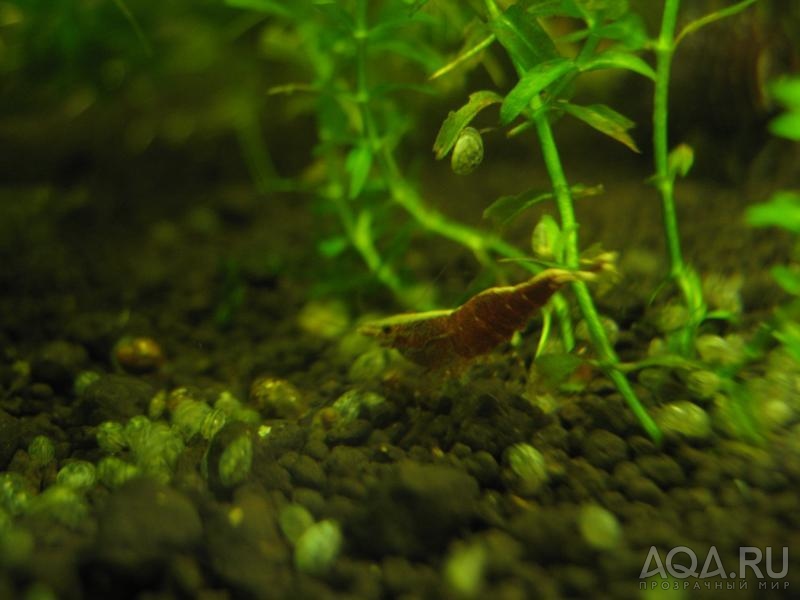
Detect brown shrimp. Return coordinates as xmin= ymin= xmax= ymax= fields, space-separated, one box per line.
xmin=359 ymin=264 xmax=602 ymax=369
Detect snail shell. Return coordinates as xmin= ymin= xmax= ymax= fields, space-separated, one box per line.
xmin=451 ymin=127 xmax=483 ymax=175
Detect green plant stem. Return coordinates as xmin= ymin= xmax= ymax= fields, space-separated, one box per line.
xmin=482 ymin=0 xmax=658 ymax=440
xmin=353 ymin=0 xmax=576 ymax=345
xmin=531 ymin=96 xmax=661 ymax=443
xmin=653 ymin=0 xmax=683 ymax=279
xmin=652 ymin=0 xmax=708 ymax=357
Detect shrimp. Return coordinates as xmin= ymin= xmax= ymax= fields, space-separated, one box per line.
xmin=359 ymin=257 xmax=612 ymax=369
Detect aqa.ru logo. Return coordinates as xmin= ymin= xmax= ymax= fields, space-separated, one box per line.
xmin=640 ymin=546 xmax=789 ymax=592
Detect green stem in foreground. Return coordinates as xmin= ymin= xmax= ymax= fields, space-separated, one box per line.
xmin=653 ymin=0 xmax=705 ymax=355
xmin=653 ymin=0 xmax=682 ymax=276
xmin=531 ymin=96 xmax=662 ymax=443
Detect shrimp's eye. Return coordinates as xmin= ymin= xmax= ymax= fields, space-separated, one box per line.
xmin=381 ymin=324 xmax=392 ymax=335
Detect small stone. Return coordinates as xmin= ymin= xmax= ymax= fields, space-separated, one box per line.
xmin=249 ymin=377 xmax=307 ymax=419
xmin=636 ymin=455 xmax=685 ymax=488
xmin=218 ymin=434 xmax=253 ymax=488
xmin=444 ymin=540 xmax=487 ymax=598
xmin=297 ymin=300 xmax=349 ymax=339
xmin=278 ymin=504 xmax=314 ymax=545
xmin=578 ymin=504 xmax=622 ymax=550
xmin=74 ymin=374 xmax=154 ymax=425
xmin=56 ymin=460 xmax=97 ymax=493
xmin=294 ymin=519 xmax=342 ymax=575
xmin=582 ymin=430 xmax=628 ymax=470
xmin=655 ymin=401 xmax=711 ymax=440
xmin=31 ymin=340 xmax=88 ymax=391
xmin=503 ymin=443 xmax=548 ymax=496
xmin=94 ymin=478 xmax=202 ymax=571
xmin=113 ymin=337 xmax=165 ymax=374
xmin=96 ymin=421 xmax=127 ymax=454
xmin=326 ymin=419 xmax=372 ymax=446
xmin=695 ymin=334 xmax=745 ymax=367
xmin=686 ymin=370 xmax=721 ymax=400
xmin=287 ymin=455 xmax=325 ymax=491
xmin=28 ymin=435 xmax=55 ymax=468
xmin=0 ymin=410 xmax=22 ymax=470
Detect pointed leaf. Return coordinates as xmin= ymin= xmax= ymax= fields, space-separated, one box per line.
xmin=500 ymin=58 xmax=575 ymax=124
xmin=225 ymin=0 xmax=293 ymax=17
xmin=562 ymin=103 xmax=639 ymax=152
xmin=675 ymin=0 xmax=758 ymax=47
xmin=746 ymin=191 xmax=800 ymax=234
xmin=769 ymin=112 xmax=800 ymax=141
xmin=489 ymin=4 xmax=558 ymax=72
xmin=346 ymin=143 xmax=373 ymax=199
xmin=771 ymin=265 xmax=800 ymax=297
xmin=580 ymin=50 xmax=655 ymax=81
xmin=668 ymin=143 xmax=694 ymax=178
xmin=433 ymin=91 xmax=502 ymax=159
xmin=483 ymin=188 xmax=554 ymax=226
xmin=770 ymin=77 xmax=800 ymax=108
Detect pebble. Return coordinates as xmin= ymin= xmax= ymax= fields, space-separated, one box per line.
xmin=74 ymin=374 xmax=155 ymax=425
xmin=294 ymin=519 xmax=342 ymax=576
xmin=0 ymin=409 xmax=22 ymax=470
xmin=350 ymin=461 xmax=479 ymax=558
xmin=31 ymin=340 xmax=88 ymax=391
xmin=93 ymin=478 xmax=202 ymax=572
xmin=582 ymin=430 xmax=628 ymax=470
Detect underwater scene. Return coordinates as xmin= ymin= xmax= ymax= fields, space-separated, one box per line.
xmin=2 ymin=0 xmax=800 ymax=598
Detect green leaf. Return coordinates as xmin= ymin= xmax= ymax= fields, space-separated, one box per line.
xmin=489 ymin=4 xmax=559 ymax=72
xmin=668 ymin=143 xmax=694 ymax=178
xmin=746 ymin=191 xmax=800 ymax=234
xmin=580 ymin=49 xmax=655 ymax=81
xmin=561 ymin=102 xmax=639 ymax=152
xmin=433 ymin=91 xmax=503 ymax=159
xmin=771 ymin=265 xmax=800 ymax=297
xmin=370 ymin=39 xmax=441 ymax=71
xmin=770 ymin=77 xmax=800 ymax=109
xmin=675 ymin=0 xmax=758 ymax=47
xmin=595 ymin=12 xmax=648 ymax=49
xmin=346 ymin=143 xmax=373 ymax=199
xmin=225 ymin=0 xmax=293 ymax=18
xmin=500 ymin=58 xmax=575 ymax=124
xmin=483 ymin=189 xmax=554 ymax=226
xmin=769 ymin=112 xmax=800 ymax=141
xmin=318 ymin=236 xmax=349 ymax=258
xmin=526 ymin=0 xmax=582 ymax=18
xmin=534 ymin=353 xmax=585 ymax=388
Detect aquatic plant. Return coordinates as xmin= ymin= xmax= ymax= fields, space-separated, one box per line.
xmin=648 ymin=0 xmax=759 ymax=356
xmin=746 ymin=75 xmax=800 ymax=355
xmin=435 ymin=0 xmax=662 ymax=440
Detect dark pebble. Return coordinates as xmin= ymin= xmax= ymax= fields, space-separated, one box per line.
xmin=303 ymin=438 xmax=329 ymax=461
xmin=326 ymin=418 xmax=372 ymax=446
xmin=582 ymin=430 xmax=628 ymax=470
xmin=463 ymin=450 xmax=500 ymax=487
xmin=623 ymin=477 xmax=665 ymax=505
xmin=511 ymin=507 xmax=589 ymax=563
xmin=636 ymin=455 xmax=685 ymax=488
xmin=287 ymin=454 xmax=326 ymax=490
xmin=292 ymin=487 xmax=326 ymax=518
xmin=0 ymin=408 xmax=22 ymax=469
xmin=325 ymin=445 xmax=369 ymax=477
xmin=348 ymin=461 xmax=479 ymax=559
xmin=31 ymin=340 xmax=88 ymax=392
xmin=92 ymin=478 xmax=202 ymax=574
xmin=72 ymin=374 xmax=154 ymax=425
xmin=205 ymin=486 xmax=289 ymax=599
